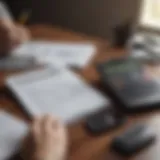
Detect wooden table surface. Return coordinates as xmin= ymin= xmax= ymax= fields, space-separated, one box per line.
xmin=1 ymin=25 xmax=160 ymax=160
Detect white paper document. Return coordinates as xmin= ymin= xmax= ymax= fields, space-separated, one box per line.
xmin=6 ymin=67 xmax=109 ymax=124
xmin=0 ymin=111 xmax=28 ymax=160
xmin=12 ymin=41 xmax=96 ymax=68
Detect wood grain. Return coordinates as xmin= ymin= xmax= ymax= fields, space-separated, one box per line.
xmin=1 ymin=25 xmax=160 ymax=160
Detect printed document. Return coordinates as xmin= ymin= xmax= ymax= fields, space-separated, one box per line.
xmin=6 ymin=67 xmax=109 ymax=124
xmin=12 ymin=41 xmax=96 ymax=68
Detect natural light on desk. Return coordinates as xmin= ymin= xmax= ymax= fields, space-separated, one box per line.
xmin=139 ymin=0 xmax=160 ymax=29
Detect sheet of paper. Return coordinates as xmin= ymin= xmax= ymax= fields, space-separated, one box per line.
xmin=6 ymin=67 xmax=109 ymax=124
xmin=0 ymin=111 xmax=28 ymax=160
xmin=12 ymin=41 xmax=96 ymax=68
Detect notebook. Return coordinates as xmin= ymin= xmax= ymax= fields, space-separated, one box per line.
xmin=0 ymin=111 xmax=28 ymax=160
xmin=12 ymin=41 xmax=96 ymax=68
xmin=6 ymin=67 xmax=109 ymax=124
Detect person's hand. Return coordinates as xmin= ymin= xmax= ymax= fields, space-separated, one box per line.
xmin=15 ymin=24 xmax=30 ymax=44
xmin=22 ymin=115 xmax=68 ymax=160
xmin=0 ymin=19 xmax=30 ymax=55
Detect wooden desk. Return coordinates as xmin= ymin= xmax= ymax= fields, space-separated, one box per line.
xmin=1 ymin=25 xmax=160 ymax=160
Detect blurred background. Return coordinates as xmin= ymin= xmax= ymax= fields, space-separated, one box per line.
xmin=6 ymin=0 xmax=141 ymax=39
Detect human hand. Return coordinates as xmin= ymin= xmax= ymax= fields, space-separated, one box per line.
xmin=0 ymin=19 xmax=30 ymax=55
xmin=15 ymin=24 xmax=30 ymax=44
xmin=22 ymin=115 xmax=68 ymax=160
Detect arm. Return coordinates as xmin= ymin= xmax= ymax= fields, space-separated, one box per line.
xmin=0 ymin=1 xmax=30 ymax=55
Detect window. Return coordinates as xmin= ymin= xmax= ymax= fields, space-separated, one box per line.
xmin=139 ymin=0 xmax=160 ymax=29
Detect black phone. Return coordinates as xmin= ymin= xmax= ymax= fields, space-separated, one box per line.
xmin=111 ymin=123 xmax=156 ymax=156
xmin=85 ymin=109 xmax=126 ymax=135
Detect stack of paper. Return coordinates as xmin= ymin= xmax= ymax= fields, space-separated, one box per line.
xmin=0 ymin=111 xmax=28 ymax=160
xmin=6 ymin=67 xmax=109 ymax=124
xmin=12 ymin=41 xmax=96 ymax=68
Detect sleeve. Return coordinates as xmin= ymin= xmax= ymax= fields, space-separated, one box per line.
xmin=0 ymin=1 xmax=13 ymax=20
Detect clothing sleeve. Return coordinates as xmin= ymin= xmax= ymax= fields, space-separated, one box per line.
xmin=0 ymin=1 xmax=13 ymax=20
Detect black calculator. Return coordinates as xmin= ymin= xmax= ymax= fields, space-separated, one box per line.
xmin=98 ymin=58 xmax=160 ymax=112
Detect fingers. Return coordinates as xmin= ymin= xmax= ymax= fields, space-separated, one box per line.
xmin=15 ymin=25 xmax=30 ymax=44
xmin=0 ymin=20 xmax=15 ymax=53
xmin=31 ymin=114 xmax=67 ymax=145
xmin=0 ymin=19 xmax=14 ymax=33
xmin=31 ymin=116 xmax=41 ymax=139
xmin=27 ymin=115 xmax=68 ymax=160
xmin=31 ymin=115 xmax=63 ymax=136
xmin=0 ymin=19 xmax=30 ymax=55
xmin=43 ymin=115 xmax=54 ymax=134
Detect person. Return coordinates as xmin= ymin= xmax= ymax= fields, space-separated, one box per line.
xmin=0 ymin=2 xmax=68 ymax=160
xmin=0 ymin=1 xmax=30 ymax=54
xmin=22 ymin=115 xmax=68 ymax=160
